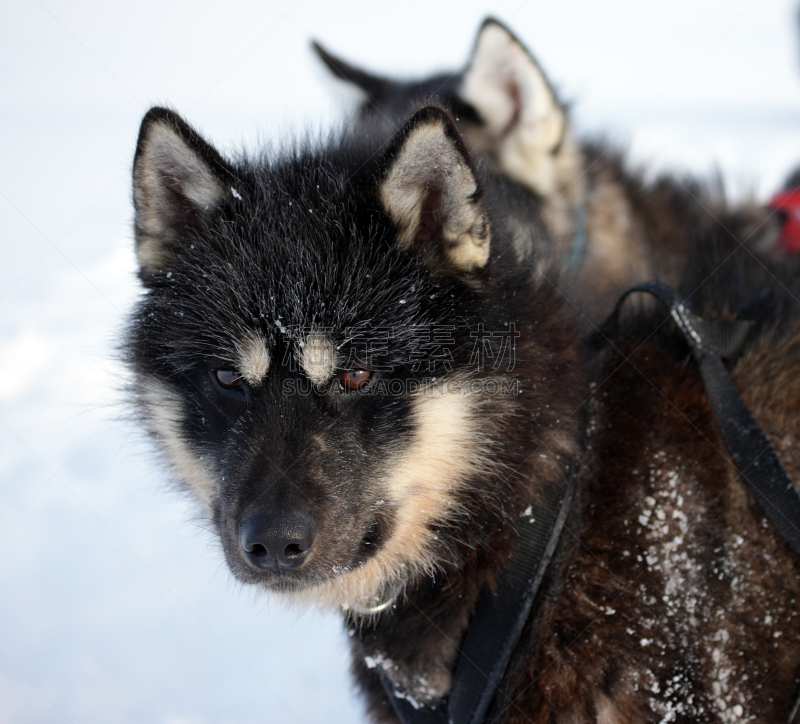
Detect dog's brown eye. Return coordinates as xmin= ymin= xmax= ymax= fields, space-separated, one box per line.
xmin=340 ymin=370 xmax=371 ymax=391
xmin=215 ymin=369 xmax=243 ymax=389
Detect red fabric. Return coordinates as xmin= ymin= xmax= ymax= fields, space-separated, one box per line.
xmin=768 ymin=188 xmax=800 ymax=253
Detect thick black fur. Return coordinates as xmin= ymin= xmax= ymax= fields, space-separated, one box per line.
xmin=125 ymin=101 xmax=583 ymax=663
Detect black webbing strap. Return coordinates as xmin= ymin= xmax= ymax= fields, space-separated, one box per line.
xmin=382 ymin=467 xmax=579 ymax=724
xmin=448 ymin=471 xmax=577 ymax=724
xmin=607 ymin=281 xmax=800 ymax=560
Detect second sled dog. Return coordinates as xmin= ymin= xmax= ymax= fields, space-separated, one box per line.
xmin=315 ymin=19 xmax=781 ymax=322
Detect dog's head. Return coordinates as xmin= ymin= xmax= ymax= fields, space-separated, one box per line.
xmin=125 ymin=105 xmax=532 ymax=610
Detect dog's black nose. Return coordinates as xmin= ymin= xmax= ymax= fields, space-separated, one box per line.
xmin=239 ymin=508 xmax=317 ymax=572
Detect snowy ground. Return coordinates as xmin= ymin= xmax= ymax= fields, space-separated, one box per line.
xmin=3 ymin=1 xmax=800 ymax=723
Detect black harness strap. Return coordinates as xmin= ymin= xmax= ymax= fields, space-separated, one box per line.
xmin=448 ymin=472 xmax=578 ymax=724
xmin=382 ymin=467 xmax=579 ymax=724
xmin=607 ymin=281 xmax=800 ymax=560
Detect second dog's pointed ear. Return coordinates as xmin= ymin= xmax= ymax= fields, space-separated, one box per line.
xmin=312 ymin=41 xmax=392 ymax=105
xmin=132 ymin=107 xmax=235 ymax=276
xmin=460 ymin=19 xmax=567 ymax=186
xmin=378 ymin=106 xmax=490 ymax=273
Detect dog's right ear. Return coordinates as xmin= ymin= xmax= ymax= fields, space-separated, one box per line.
xmin=378 ymin=106 xmax=490 ymax=274
xmin=132 ymin=107 xmax=234 ymax=278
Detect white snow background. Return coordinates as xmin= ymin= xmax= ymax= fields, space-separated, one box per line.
xmin=3 ymin=1 xmax=800 ymax=722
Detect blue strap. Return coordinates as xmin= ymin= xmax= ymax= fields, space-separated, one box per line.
xmin=567 ymin=198 xmax=587 ymax=273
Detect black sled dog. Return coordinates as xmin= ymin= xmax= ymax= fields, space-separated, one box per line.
xmin=314 ymin=19 xmax=781 ymax=323
xmin=124 ymin=102 xmax=800 ymax=722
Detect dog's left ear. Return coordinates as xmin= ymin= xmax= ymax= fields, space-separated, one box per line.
xmin=378 ymin=106 xmax=490 ymax=274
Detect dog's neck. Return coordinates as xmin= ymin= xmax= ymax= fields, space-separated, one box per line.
xmin=348 ymin=458 xmax=585 ymax=711
xmin=348 ymin=531 xmax=517 ymax=707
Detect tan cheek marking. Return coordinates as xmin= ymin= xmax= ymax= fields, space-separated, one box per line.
xmin=379 ymin=386 xmax=481 ymax=553
xmin=235 ymin=332 xmax=270 ymax=386
xmin=308 ymin=380 xmax=497 ymax=610
xmin=139 ymin=377 xmax=215 ymax=509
